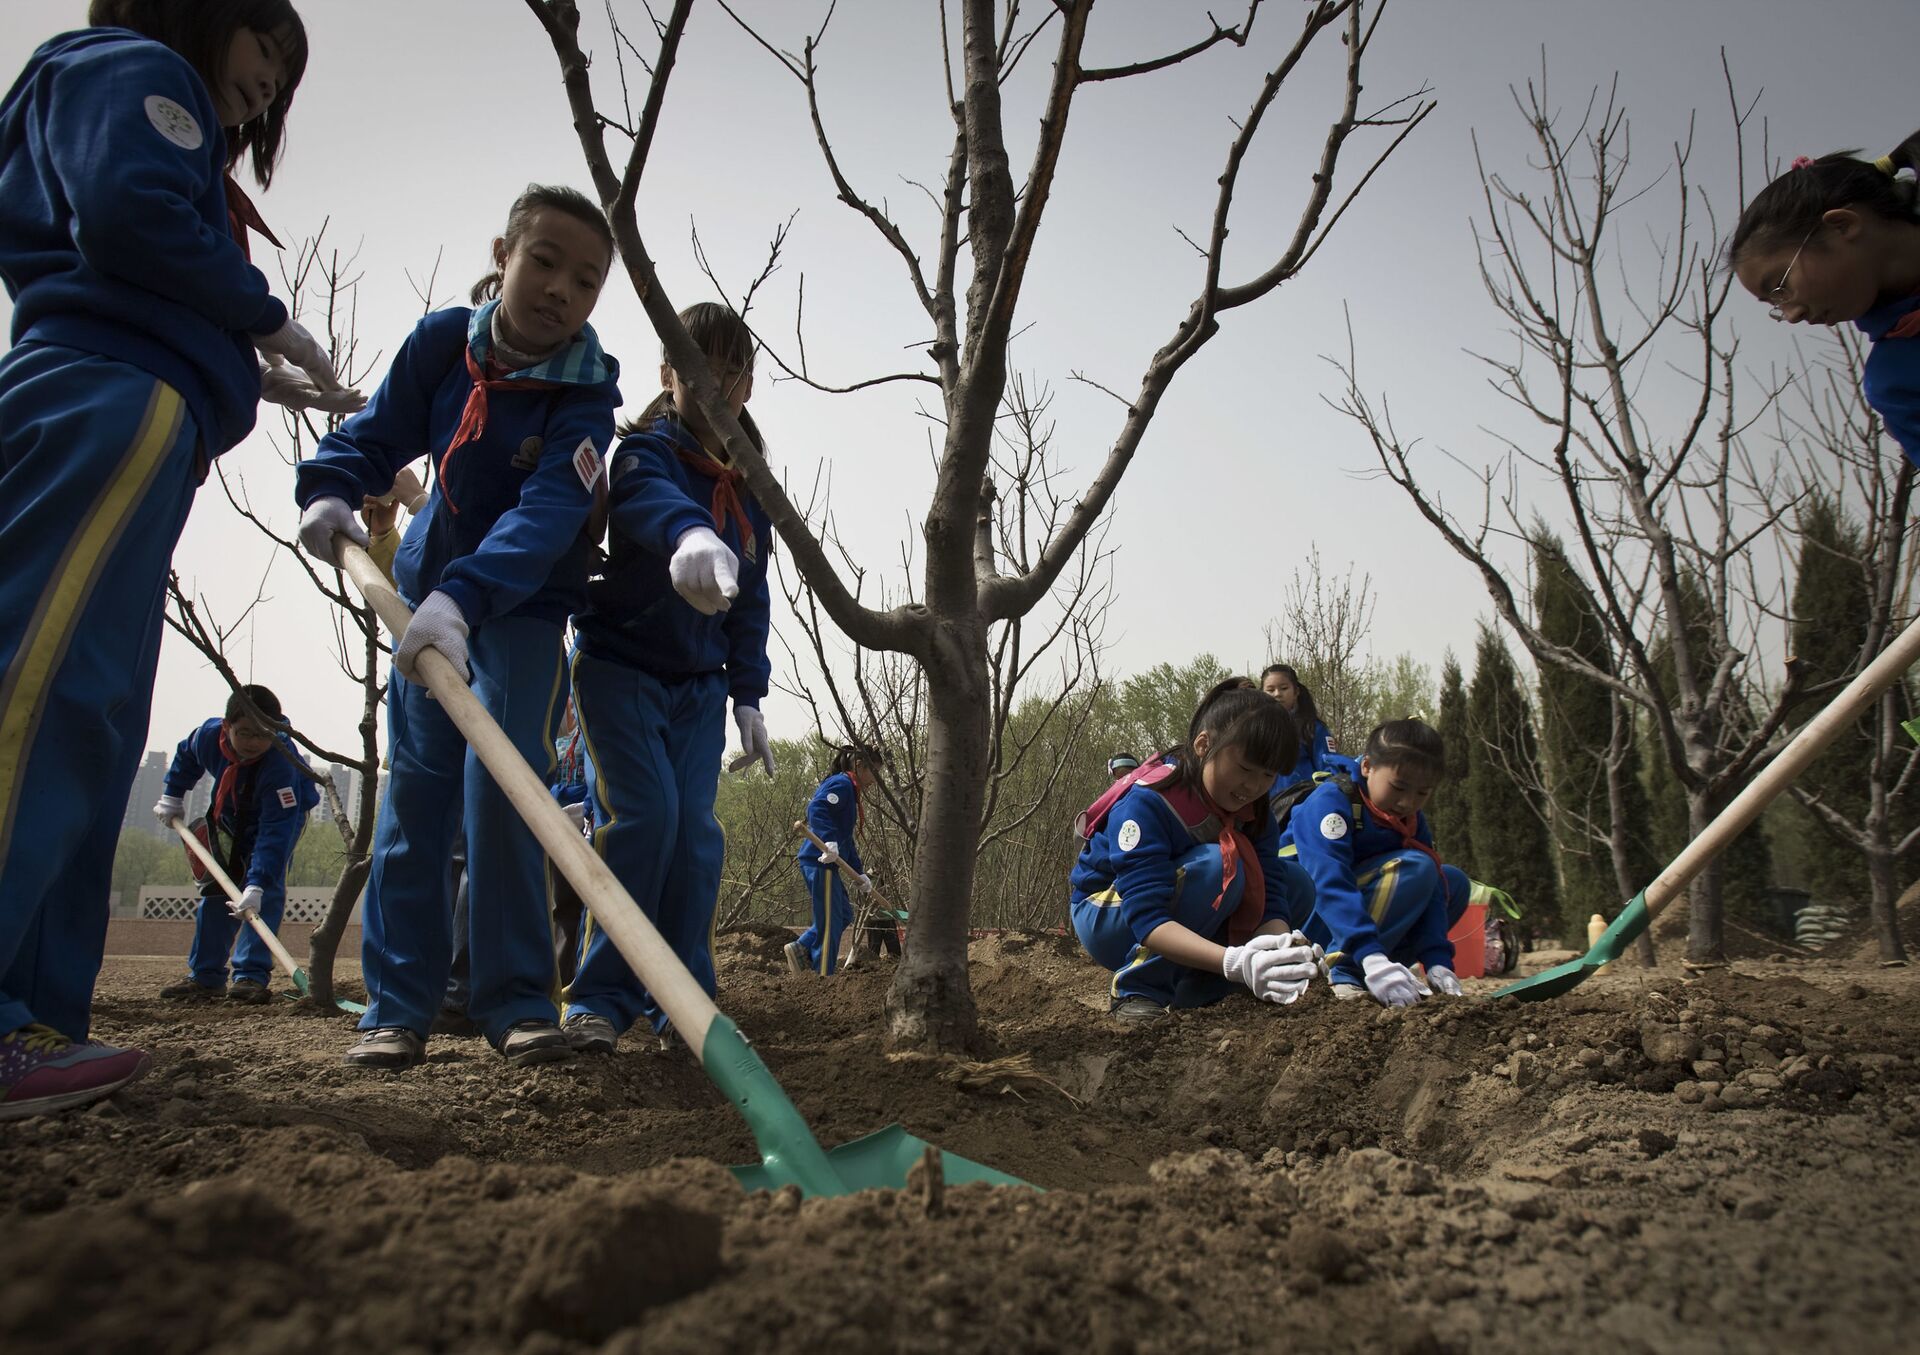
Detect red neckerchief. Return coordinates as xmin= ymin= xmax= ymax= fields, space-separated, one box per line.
xmin=1361 ymin=790 xmax=1453 ymax=903
xmin=675 ymin=445 xmax=755 ymax=552
xmin=1883 ymin=286 xmax=1920 ymax=339
xmin=224 ymin=174 xmax=283 ymax=263
xmin=213 ymin=729 xmax=269 ymax=826
xmin=437 ymin=349 xmax=564 ymax=513
xmin=1154 ymin=776 xmax=1269 ymax=946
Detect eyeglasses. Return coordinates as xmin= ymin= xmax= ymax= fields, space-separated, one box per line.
xmin=1766 ymin=225 xmax=1819 ymax=321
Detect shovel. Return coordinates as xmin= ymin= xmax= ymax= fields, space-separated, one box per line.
xmin=335 ymin=539 xmax=1028 ymax=1197
xmin=791 ymin=820 xmax=905 ymax=969
xmin=1493 ymin=609 xmax=1920 ymax=1000
xmin=167 ymin=817 xmax=368 ymax=1015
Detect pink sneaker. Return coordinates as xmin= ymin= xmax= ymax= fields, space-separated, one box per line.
xmin=0 ymin=1025 xmax=150 ymax=1121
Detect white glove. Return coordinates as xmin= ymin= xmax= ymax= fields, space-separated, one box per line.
xmin=1221 ymin=933 xmax=1293 ymax=995
xmin=1425 ymin=964 xmax=1464 ymax=997
xmin=1251 ymin=930 xmax=1321 ymax=1006
xmin=818 ymin=840 xmax=842 ymax=868
xmin=298 ymin=496 xmax=368 ymax=568
xmin=562 ymin=800 xmax=587 ymax=832
xmin=395 ymin=590 xmax=471 ymax=685
xmin=153 ymin=794 xmax=185 ymax=828
xmin=728 ymin=705 xmax=776 ymax=775
xmin=230 ymin=885 xmax=265 ymax=920
xmin=668 ymin=526 xmax=739 ymax=615
xmin=260 ymin=357 xmax=365 ymax=414
xmin=253 ymin=316 xmax=345 ymax=391
xmin=1362 ymin=951 xmax=1423 ymax=1007
xmin=855 ymin=872 xmax=875 ymax=895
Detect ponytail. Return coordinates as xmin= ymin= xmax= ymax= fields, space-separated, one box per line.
xmin=830 ymin=743 xmax=884 ymax=779
xmin=1162 ymin=678 xmax=1295 ymax=799
xmin=1730 ymin=130 xmax=1920 ymax=264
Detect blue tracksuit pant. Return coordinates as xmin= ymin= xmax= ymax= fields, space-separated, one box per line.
xmin=359 ymin=615 xmax=568 ymax=1044
xmin=793 ymin=861 xmax=854 ymax=976
xmin=186 ymin=875 xmax=288 ymax=988
xmin=0 ymin=347 xmax=202 ymax=1039
xmin=1073 ymin=843 xmax=1312 ymax=1007
xmin=1311 ymin=849 xmax=1471 ymax=986
xmin=565 ymin=658 xmax=726 ymax=1035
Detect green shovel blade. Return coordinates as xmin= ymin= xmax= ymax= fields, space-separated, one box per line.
xmin=1487 ymin=892 xmax=1651 ymax=1002
xmin=702 ymin=1015 xmax=1034 ymax=1198
xmin=283 ymin=965 xmax=369 ymax=1015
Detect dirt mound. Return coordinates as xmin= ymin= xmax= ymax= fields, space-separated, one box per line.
xmin=3 ymin=947 xmax=1918 ymax=1352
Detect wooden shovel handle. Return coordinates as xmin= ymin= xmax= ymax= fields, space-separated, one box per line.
xmin=169 ymin=816 xmax=303 ymax=980
xmin=337 ymin=539 xmax=723 ymax=1044
xmin=791 ymin=820 xmax=896 ymax=914
xmin=1643 ymin=610 xmax=1920 ymax=920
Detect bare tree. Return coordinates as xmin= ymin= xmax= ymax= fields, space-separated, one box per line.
xmin=1779 ymin=332 xmax=1918 ymax=964
xmin=1334 ymin=66 xmax=1822 ymax=966
xmin=162 ymin=230 xmax=403 ymax=1008
xmin=528 ymin=0 xmax=1432 ymax=1049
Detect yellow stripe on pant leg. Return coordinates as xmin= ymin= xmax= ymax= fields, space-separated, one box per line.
xmin=817 ymin=867 xmax=832 ymax=975
xmin=1110 ymin=944 xmax=1151 ymax=1000
xmin=0 ymin=383 xmax=184 ymax=858
xmin=1358 ymin=859 xmax=1402 ymax=924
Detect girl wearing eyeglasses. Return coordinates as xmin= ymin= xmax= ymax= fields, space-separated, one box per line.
xmin=1730 ymin=134 xmax=1920 ymax=468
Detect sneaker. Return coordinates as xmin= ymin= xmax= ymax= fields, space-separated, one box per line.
xmin=160 ymin=978 xmax=225 ymax=1001
xmin=1109 ymin=995 xmax=1171 ymax=1025
xmin=497 ymin=1020 xmax=572 ymax=1067
xmin=1331 ymin=982 xmax=1368 ymax=1002
xmin=0 ymin=1025 xmax=150 ymax=1121
xmin=343 ymin=1027 xmax=425 ymax=1070
xmin=562 ymin=1011 xmax=617 ymax=1055
xmin=783 ymin=940 xmax=809 ymax=975
xmin=227 ymin=978 xmax=272 ymax=1005
xmin=429 ymin=1006 xmax=482 ymax=1038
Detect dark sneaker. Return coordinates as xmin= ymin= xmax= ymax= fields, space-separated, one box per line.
xmin=227 ymin=978 xmax=272 ymax=1005
xmin=160 ymin=978 xmax=225 ymax=1001
xmin=343 ymin=1027 xmax=425 ymax=1070
xmin=783 ymin=940 xmax=809 ymax=975
xmin=497 ymin=1020 xmax=572 ymax=1067
xmin=1110 ymin=995 xmax=1171 ymax=1025
xmin=0 ymin=1025 xmax=150 ymax=1121
xmin=430 ymin=1006 xmax=482 ymax=1038
xmin=562 ymin=1011 xmax=617 ymax=1054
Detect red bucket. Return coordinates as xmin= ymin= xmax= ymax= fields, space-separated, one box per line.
xmin=1446 ymin=899 xmax=1487 ymax=979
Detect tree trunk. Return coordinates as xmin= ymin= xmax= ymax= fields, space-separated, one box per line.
xmin=885 ymin=620 xmax=992 ymax=1054
xmin=1865 ymin=851 xmax=1909 ymax=966
xmin=1684 ymin=790 xmax=1726 ymax=966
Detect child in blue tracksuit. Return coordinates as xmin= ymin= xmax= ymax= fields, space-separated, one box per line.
xmin=563 ymin=303 xmax=773 ymax=1054
xmin=294 ymin=184 xmax=621 ymax=1071
xmin=787 ymin=746 xmax=882 ymax=977
xmin=0 ymin=1 xmax=350 ymax=1119
xmin=152 ymin=685 xmax=317 ymax=1003
xmin=1260 ymin=663 xmax=1351 ymax=789
xmin=1071 ymin=680 xmax=1320 ymax=1024
xmin=1282 ymin=718 xmax=1470 ymax=1008
xmin=1730 ymin=134 xmax=1920 ymax=468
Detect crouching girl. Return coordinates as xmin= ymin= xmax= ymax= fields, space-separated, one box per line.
xmin=1070 ymin=680 xmax=1319 ymax=1024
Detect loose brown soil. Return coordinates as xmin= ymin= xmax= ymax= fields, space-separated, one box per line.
xmin=3 ymin=927 xmax=1917 ymax=1354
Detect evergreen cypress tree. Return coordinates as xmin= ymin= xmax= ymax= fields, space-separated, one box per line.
xmin=1429 ymin=652 xmax=1473 ymax=873
xmin=1465 ymin=626 xmax=1565 ymax=941
xmin=1531 ymin=534 xmax=1618 ymax=924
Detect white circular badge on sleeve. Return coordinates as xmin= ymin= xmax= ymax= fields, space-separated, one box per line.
xmin=1319 ymin=812 xmax=1349 ymax=841
xmin=1117 ymin=819 xmax=1142 ymax=852
xmin=825 ymin=792 xmax=839 ymax=805
xmin=144 ymin=95 xmax=203 ymax=150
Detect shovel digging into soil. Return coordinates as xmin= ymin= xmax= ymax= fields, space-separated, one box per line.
xmin=336 ymin=539 xmax=1029 ymax=1197
xmin=1494 ymin=609 xmax=1920 ymax=1001
xmin=167 ymin=816 xmax=368 ymax=1015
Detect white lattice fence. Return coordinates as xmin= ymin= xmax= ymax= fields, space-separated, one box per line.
xmin=138 ymin=887 xmax=359 ymax=924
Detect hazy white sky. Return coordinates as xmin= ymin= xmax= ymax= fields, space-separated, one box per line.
xmin=4 ymin=0 xmax=1915 ymax=760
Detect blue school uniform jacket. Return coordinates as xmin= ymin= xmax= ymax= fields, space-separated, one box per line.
xmin=1281 ymin=778 xmax=1449 ymax=970
xmin=0 ymin=28 xmax=285 ymax=457
xmin=796 ymin=773 xmax=864 ymax=873
xmin=164 ymin=718 xmax=318 ymax=893
xmin=1857 ymin=291 xmax=1920 ymax=469
xmin=1273 ymin=718 xmax=1350 ymax=791
xmin=1070 ymin=762 xmax=1294 ymax=946
xmin=573 ymin=414 xmax=773 ymax=707
xmin=294 ymin=304 xmax=620 ymax=629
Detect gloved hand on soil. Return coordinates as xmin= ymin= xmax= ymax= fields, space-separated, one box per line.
xmin=229 ymin=885 xmax=265 ymax=919
xmin=1252 ymin=930 xmax=1321 ymax=1005
xmin=1362 ymin=952 xmax=1423 ymax=1007
xmin=1424 ymin=964 xmax=1464 ymax=997
xmin=152 ymin=793 xmax=184 ymax=828
xmin=1222 ymin=933 xmax=1309 ymax=1000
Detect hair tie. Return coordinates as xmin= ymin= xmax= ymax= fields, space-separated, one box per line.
xmin=1790 ymin=155 xmax=1815 ymax=171
xmin=1874 ymin=155 xmax=1897 ymax=176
